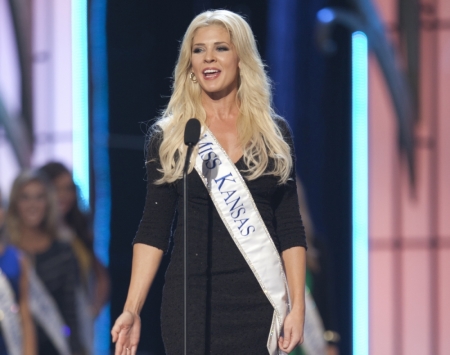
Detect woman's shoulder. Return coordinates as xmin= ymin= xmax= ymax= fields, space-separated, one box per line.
xmin=145 ymin=121 xmax=165 ymax=158
xmin=272 ymin=116 xmax=294 ymax=149
xmin=273 ymin=115 xmax=292 ymax=137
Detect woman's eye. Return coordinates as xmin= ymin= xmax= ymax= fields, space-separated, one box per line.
xmin=193 ymin=47 xmax=203 ymax=53
xmin=217 ymin=46 xmax=229 ymax=51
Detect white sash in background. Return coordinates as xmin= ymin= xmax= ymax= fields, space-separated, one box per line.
xmin=28 ymin=268 xmax=71 ymax=355
xmin=194 ymin=129 xmax=290 ymax=355
xmin=76 ymin=286 xmax=94 ymax=355
xmin=0 ymin=268 xmax=22 ymax=355
xmin=302 ymin=287 xmax=327 ymax=355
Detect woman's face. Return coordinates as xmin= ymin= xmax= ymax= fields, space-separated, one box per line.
xmin=53 ymin=172 xmax=76 ymax=217
xmin=17 ymin=181 xmax=47 ymax=228
xmin=191 ymin=25 xmax=240 ymax=98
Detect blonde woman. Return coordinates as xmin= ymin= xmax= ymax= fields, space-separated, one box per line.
xmin=0 ymin=189 xmax=36 ymax=355
xmin=112 ymin=10 xmax=307 ymax=355
xmin=7 ymin=171 xmax=84 ymax=355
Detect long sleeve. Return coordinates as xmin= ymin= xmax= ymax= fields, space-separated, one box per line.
xmin=272 ymin=118 xmax=307 ymax=252
xmin=133 ymin=132 xmax=178 ymax=252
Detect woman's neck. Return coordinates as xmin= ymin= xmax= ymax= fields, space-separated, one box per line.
xmin=19 ymin=226 xmax=52 ymax=254
xmin=202 ymin=89 xmax=240 ymax=123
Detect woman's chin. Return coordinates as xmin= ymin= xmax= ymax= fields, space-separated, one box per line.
xmin=22 ymin=219 xmax=45 ymax=229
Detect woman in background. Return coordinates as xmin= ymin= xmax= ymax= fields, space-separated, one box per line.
xmin=38 ymin=162 xmax=110 ymax=318
xmin=7 ymin=171 xmax=84 ymax=355
xmin=0 ymin=188 xmax=36 ymax=355
xmin=295 ymin=178 xmax=340 ymax=355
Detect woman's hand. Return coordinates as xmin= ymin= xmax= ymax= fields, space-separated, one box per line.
xmin=111 ymin=244 xmax=163 ymax=355
xmin=280 ymin=246 xmax=306 ymax=353
xmin=278 ymin=308 xmax=305 ymax=353
xmin=111 ymin=311 xmax=141 ymax=355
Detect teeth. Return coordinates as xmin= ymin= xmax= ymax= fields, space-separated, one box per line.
xmin=204 ymin=69 xmax=219 ymax=74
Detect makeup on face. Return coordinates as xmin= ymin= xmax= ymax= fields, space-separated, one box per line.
xmin=191 ymin=25 xmax=240 ymax=96
xmin=17 ymin=182 xmax=48 ymax=228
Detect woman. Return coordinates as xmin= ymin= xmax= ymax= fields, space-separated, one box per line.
xmin=112 ymin=10 xmax=307 ymax=355
xmin=7 ymin=171 xmax=84 ymax=355
xmin=0 ymin=189 xmax=36 ymax=355
xmin=38 ymin=162 xmax=110 ymax=318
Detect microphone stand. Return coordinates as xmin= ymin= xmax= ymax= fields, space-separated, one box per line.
xmin=183 ymin=143 xmax=194 ymax=355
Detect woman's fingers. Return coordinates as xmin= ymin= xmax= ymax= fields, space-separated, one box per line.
xmin=279 ymin=334 xmax=302 ymax=353
xmin=278 ymin=336 xmax=291 ymax=352
xmin=283 ymin=330 xmax=291 ymax=349
xmin=114 ymin=328 xmax=131 ymax=355
xmin=117 ymin=343 xmax=133 ymax=355
xmin=114 ymin=341 xmax=124 ymax=355
xmin=121 ymin=344 xmax=137 ymax=355
xmin=279 ymin=321 xmax=303 ymax=353
xmin=118 ymin=328 xmax=132 ymax=349
xmin=279 ymin=309 xmax=305 ymax=352
xmin=112 ymin=311 xmax=140 ymax=354
xmin=111 ymin=318 xmax=125 ymax=343
xmin=111 ymin=327 xmax=118 ymax=343
xmin=279 ymin=321 xmax=292 ymax=350
xmin=119 ymin=343 xmax=137 ymax=355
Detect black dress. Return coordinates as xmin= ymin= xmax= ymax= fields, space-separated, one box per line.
xmin=133 ymin=119 xmax=307 ymax=354
xmin=34 ymin=241 xmax=83 ymax=355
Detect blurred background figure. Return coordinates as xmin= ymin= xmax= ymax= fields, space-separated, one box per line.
xmin=38 ymin=162 xmax=110 ymax=354
xmin=0 ymin=188 xmax=36 ymax=355
xmin=6 ymin=171 xmax=84 ymax=355
xmin=38 ymin=162 xmax=110 ymax=315
xmin=294 ymin=177 xmax=340 ymax=355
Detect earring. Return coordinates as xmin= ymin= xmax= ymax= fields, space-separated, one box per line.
xmin=189 ymin=72 xmax=197 ymax=83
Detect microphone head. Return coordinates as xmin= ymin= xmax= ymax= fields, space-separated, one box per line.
xmin=184 ymin=118 xmax=201 ymax=146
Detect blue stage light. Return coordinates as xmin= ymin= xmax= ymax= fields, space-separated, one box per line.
xmin=352 ymin=31 xmax=369 ymax=355
xmin=90 ymin=0 xmax=111 ymax=353
xmin=317 ymin=8 xmax=335 ymax=24
xmin=72 ymin=0 xmax=89 ymax=209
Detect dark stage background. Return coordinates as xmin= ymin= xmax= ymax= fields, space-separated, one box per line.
xmin=107 ymin=1 xmax=352 ymax=353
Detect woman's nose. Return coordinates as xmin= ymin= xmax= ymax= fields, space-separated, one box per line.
xmin=204 ymin=49 xmax=216 ymax=63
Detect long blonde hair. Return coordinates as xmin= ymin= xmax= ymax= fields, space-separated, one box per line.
xmin=153 ymin=9 xmax=292 ymax=184
xmin=6 ymin=170 xmax=59 ymax=245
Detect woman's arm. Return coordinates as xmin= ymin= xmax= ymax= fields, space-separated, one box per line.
xmin=91 ymin=256 xmax=110 ymax=317
xmin=111 ymin=243 xmax=163 ymax=355
xmin=278 ymin=246 xmax=306 ymax=353
xmin=19 ymin=256 xmax=37 ymax=355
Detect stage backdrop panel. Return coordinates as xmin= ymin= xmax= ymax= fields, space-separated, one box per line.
xmin=369 ymin=0 xmax=450 ymax=354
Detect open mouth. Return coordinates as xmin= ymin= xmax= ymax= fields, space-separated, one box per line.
xmin=203 ymin=68 xmax=221 ymax=79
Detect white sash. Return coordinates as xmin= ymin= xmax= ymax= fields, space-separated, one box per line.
xmin=194 ymin=129 xmax=290 ymax=355
xmin=28 ymin=268 xmax=71 ymax=355
xmin=301 ymin=287 xmax=327 ymax=355
xmin=76 ymin=286 xmax=94 ymax=355
xmin=0 ymin=268 xmax=23 ymax=355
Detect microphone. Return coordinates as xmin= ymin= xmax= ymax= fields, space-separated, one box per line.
xmin=182 ymin=117 xmax=200 ymax=355
xmin=183 ymin=118 xmax=201 ymax=173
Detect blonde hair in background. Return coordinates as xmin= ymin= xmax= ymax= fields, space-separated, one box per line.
xmin=6 ymin=170 xmax=59 ymax=246
xmin=152 ymin=9 xmax=292 ymax=184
